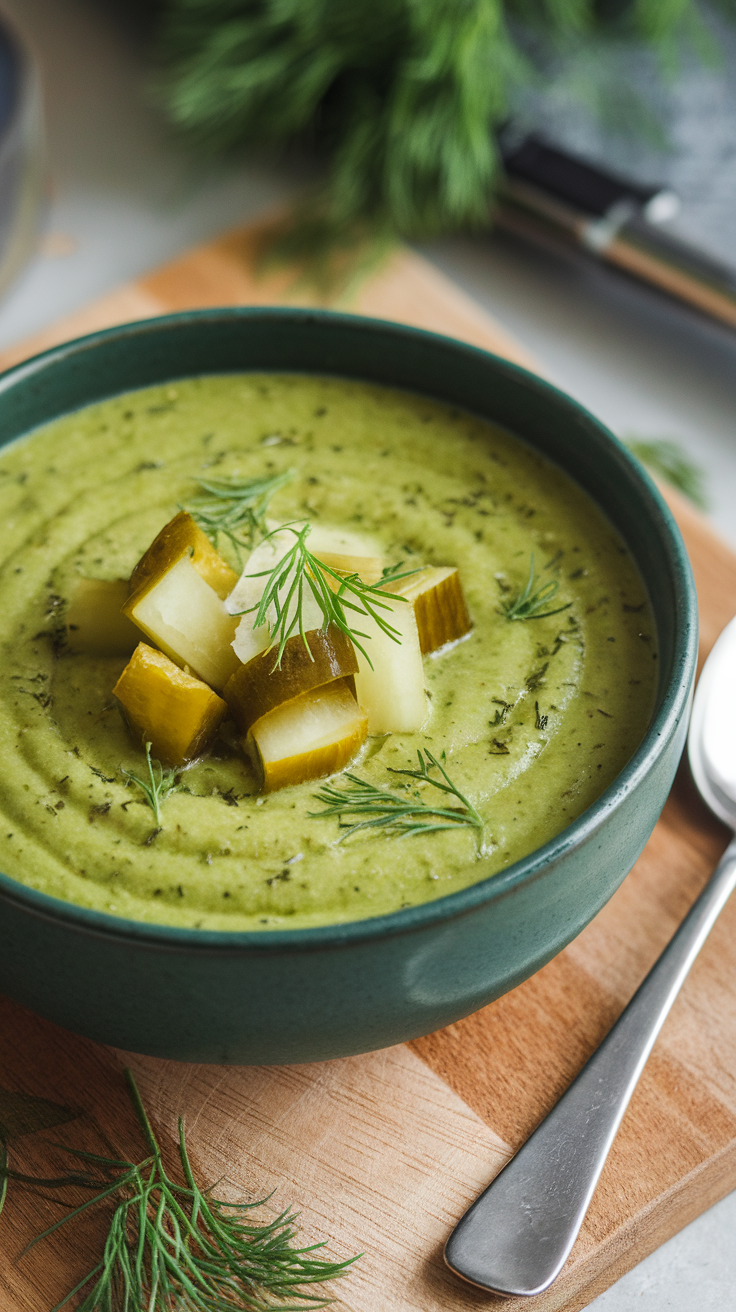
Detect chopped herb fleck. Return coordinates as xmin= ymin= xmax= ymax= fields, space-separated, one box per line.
xmin=526 ymin=663 xmax=549 ymax=692
xmin=490 ymin=698 xmax=511 ymax=726
xmin=489 ymin=739 xmax=510 ymax=755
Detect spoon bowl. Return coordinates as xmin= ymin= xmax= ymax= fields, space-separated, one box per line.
xmin=689 ymin=615 xmax=736 ymax=828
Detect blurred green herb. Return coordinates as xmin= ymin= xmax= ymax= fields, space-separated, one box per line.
xmin=154 ymin=0 xmax=718 ymax=243
xmin=625 ymin=438 xmax=708 ymax=509
xmin=0 ymin=1068 xmax=356 ymax=1311
xmin=256 ymin=207 xmax=398 ymax=303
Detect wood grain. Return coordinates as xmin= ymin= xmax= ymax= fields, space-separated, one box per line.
xmin=124 ymin=1048 xmax=511 ymax=1312
xmin=0 ymin=999 xmax=146 ymax=1312
xmin=1 ymin=216 xmax=735 ymax=1311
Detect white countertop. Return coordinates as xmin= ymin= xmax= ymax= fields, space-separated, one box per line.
xmin=2 ymin=2 xmax=736 ymax=1306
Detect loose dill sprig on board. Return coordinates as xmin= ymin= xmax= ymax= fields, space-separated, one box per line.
xmin=243 ymin=523 xmax=418 ymax=668
xmin=0 ymin=1069 xmax=356 ymax=1312
xmin=121 ymin=742 xmax=181 ymax=828
xmin=499 ymin=555 xmax=571 ymax=622
xmin=310 ymin=749 xmax=484 ymax=842
xmin=184 ymin=470 xmax=294 ymax=565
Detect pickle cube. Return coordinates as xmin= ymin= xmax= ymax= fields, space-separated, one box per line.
xmin=314 ymin=550 xmax=386 ymax=585
xmin=353 ymin=595 xmax=427 ymax=734
xmin=248 ymin=677 xmax=368 ymax=793
xmin=124 ymin=523 xmax=240 ymax=692
xmin=225 ymin=624 xmax=358 ymax=735
xmin=227 ymin=529 xmax=324 ymax=666
xmin=66 ymin=578 xmax=140 ymax=656
xmin=129 ymin=511 xmax=238 ymax=600
xmin=113 ymin=643 xmax=227 ymax=768
xmin=384 ymin=565 xmax=472 ymax=654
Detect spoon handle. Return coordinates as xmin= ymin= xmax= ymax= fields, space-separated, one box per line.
xmin=445 ymin=834 xmax=736 ymax=1298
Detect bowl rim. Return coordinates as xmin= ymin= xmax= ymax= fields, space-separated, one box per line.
xmin=0 ymin=306 xmax=698 ymax=953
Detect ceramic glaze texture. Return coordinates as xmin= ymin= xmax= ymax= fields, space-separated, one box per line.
xmin=0 ymin=310 xmax=697 ymax=1063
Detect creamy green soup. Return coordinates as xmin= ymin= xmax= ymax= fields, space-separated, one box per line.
xmin=0 ymin=374 xmax=657 ymax=930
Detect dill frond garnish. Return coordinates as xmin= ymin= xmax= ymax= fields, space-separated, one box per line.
xmin=310 ymin=749 xmax=485 ymax=844
xmin=184 ymin=470 xmax=294 ymax=565
xmin=121 ymin=742 xmax=181 ymax=828
xmin=242 ymin=523 xmax=418 ymax=668
xmin=1 ymin=1068 xmax=356 ymax=1311
xmin=500 ymin=554 xmax=572 ymax=622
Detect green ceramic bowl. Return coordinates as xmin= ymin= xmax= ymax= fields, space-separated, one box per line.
xmin=0 ymin=309 xmax=697 ymax=1063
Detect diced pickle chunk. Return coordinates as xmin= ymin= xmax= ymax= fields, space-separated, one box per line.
xmin=353 ymin=596 xmax=426 ymax=734
xmin=113 ymin=643 xmax=227 ymax=767
xmin=66 ymin=578 xmax=140 ymax=656
xmin=384 ymin=565 xmax=472 ymax=653
xmin=130 ymin=511 xmax=238 ymax=600
xmin=315 ymin=551 xmax=386 ymax=585
xmin=224 ymin=625 xmax=358 ymax=734
xmin=123 ymin=554 xmax=240 ymax=691
xmin=292 ymin=522 xmax=382 ymax=558
xmin=248 ymin=678 xmax=368 ymax=792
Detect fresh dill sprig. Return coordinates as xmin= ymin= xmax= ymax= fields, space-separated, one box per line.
xmin=0 ymin=1068 xmax=356 ymax=1312
xmin=121 ymin=742 xmax=181 ymax=828
xmin=243 ymin=523 xmax=418 ymax=668
xmin=310 ymin=749 xmax=485 ymax=843
xmin=184 ymin=470 xmax=294 ymax=566
xmin=499 ymin=554 xmax=572 ymax=622
xmin=624 ymin=438 xmax=708 ymax=510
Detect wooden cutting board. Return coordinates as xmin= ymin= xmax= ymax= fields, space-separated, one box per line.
xmin=1 ymin=219 xmax=736 ymax=1312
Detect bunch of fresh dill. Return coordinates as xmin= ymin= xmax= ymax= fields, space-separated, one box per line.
xmin=153 ymin=0 xmax=718 ymax=241
xmin=0 ymin=1069 xmax=356 ymax=1311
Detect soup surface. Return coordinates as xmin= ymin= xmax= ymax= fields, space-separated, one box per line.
xmin=0 ymin=374 xmax=657 ymax=929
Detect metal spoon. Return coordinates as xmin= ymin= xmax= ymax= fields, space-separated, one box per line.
xmin=445 ymin=616 xmax=736 ymax=1298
